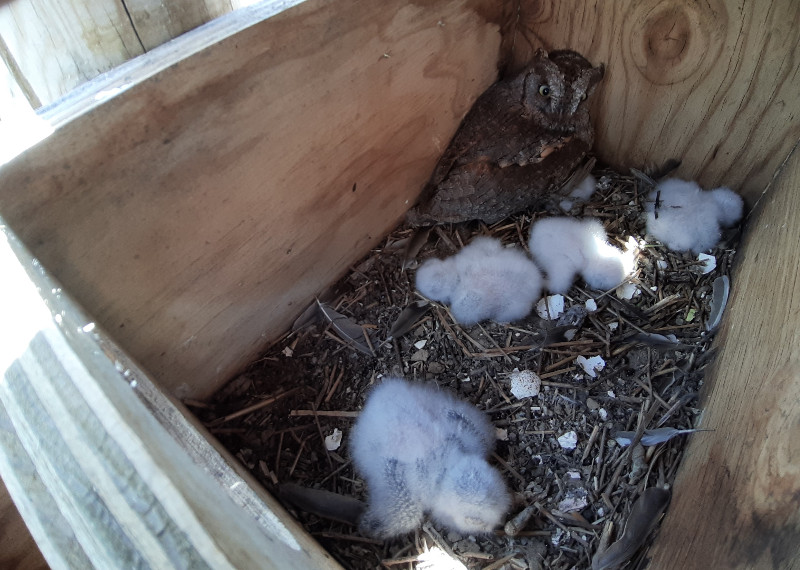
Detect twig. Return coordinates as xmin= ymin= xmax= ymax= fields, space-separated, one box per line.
xmin=324 ymin=367 xmax=345 ymax=403
xmin=314 ymin=531 xmax=382 ymax=545
xmin=535 ymin=501 xmax=571 ymax=534
xmin=582 ymin=424 xmax=601 ymax=462
xmin=212 ymin=387 xmax=301 ymax=424
xmin=315 ymin=362 xmax=336 ymax=409
xmin=381 ymin=554 xmax=424 ymax=566
xmin=492 ymin=452 xmax=526 ymax=486
xmin=275 ymin=431 xmax=284 ymax=478
xmin=486 ymin=373 xmax=512 ymax=405
xmin=469 ymin=345 xmax=536 ymax=357
xmin=324 ymin=329 xmax=353 ymax=349
xmin=630 ymin=377 xmax=670 ymax=410
xmin=290 ymin=410 xmax=360 ymax=418
xmin=311 ymin=404 xmax=334 ymax=470
xmin=476 ymin=322 xmax=513 ymax=364
xmin=482 ymin=554 xmax=518 ymax=570
xmin=421 ymin=521 xmax=459 ymax=562
xmin=362 ymin=325 xmax=377 ymax=356
xmin=318 ymin=459 xmax=353 ymax=486
xmin=540 ymin=369 xmax=580 ymax=381
xmin=289 ymin=436 xmax=310 ymax=477
xmin=434 ymin=306 xmax=473 ymax=356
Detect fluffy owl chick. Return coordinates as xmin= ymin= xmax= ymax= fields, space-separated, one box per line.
xmin=529 ymin=217 xmax=634 ymax=293
xmin=429 ymin=454 xmax=512 ymax=535
xmin=644 ymin=178 xmax=744 ymax=253
xmin=350 ymin=377 xmax=510 ymax=539
xmin=415 ymin=237 xmax=543 ymax=325
xmin=415 ymin=256 xmax=459 ymax=304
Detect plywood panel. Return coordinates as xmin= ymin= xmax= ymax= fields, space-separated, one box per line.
xmin=0 ymin=479 xmax=47 ymax=570
xmin=510 ymin=0 xmax=800 ymax=203
xmin=646 ymin=143 xmax=800 ymax=568
xmin=0 ymin=0 xmax=507 ymax=399
xmin=0 ymin=224 xmax=339 ymax=569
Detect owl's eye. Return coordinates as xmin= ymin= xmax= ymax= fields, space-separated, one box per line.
xmin=538 ymin=85 xmax=551 ymax=97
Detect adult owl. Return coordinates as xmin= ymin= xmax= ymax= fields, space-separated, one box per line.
xmin=407 ymin=49 xmax=605 ymax=225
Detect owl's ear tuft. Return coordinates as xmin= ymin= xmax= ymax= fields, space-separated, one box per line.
xmin=584 ymin=63 xmax=605 ymax=92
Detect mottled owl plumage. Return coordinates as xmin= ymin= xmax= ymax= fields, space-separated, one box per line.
xmin=407 ymin=49 xmax=605 ymax=225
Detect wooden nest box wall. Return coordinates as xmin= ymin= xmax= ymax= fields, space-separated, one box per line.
xmin=0 ymin=0 xmax=798 ymax=567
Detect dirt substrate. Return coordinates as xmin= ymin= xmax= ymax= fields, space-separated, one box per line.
xmin=190 ymin=166 xmax=739 ymax=570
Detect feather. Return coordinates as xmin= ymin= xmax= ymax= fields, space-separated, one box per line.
xmin=279 ymin=483 xmax=365 ymax=526
xmin=401 ymin=227 xmax=431 ymax=270
xmin=291 ymin=300 xmax=321 ymax=332
xmin=316 ymin=300 xmax=376 ymax=356
xmin=631 ymin=332 xmax=693 ymax=350
xmin=592 ymin=488 xmax=671 ymax=570
xmin=706 ymin=275 xmax=730 ymax=331
xmin=569 ymin=173 xmax=598 ymax=200
xmin=614 ymin=427 xmax=711 ymax=447
xmin=386 ymin=301 xmax=431 ymax=341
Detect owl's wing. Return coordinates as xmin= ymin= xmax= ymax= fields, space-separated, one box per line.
xmin=417 ymin=162 xmax=502 ymax=224
xmin=409 ymin=137 xmax=592 ymax=225
xmin=428 ymin=80 xmax=530 ymax=186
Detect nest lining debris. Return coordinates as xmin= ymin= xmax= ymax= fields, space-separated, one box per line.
xmin=193 ymin=166 xmax=738 ymax=570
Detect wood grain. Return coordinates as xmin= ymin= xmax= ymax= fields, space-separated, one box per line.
xmin=647 ymin=142 xmax=800 ymax=568
xmin=124 ymin=0 xmax=234 ymax=51
xmin=0 ymin=0 xmax=144 ymax=106
xmin=0 ymin=480 xmax=47 ymax=570
xmin=0 ymin=0 xmax=262 ymax=108
xmin=0 ymin=223 xmax=341 ymax=569
xmin=510 ymin=0 xmax=800 ymax=203
xmin=0 ymin=0 xmax=505 ymax=399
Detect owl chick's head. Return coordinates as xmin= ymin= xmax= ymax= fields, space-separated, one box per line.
xmin=430 ymin=455 xmax=511 ymax=535
xmin=519 ymin=49 xmax=604 ymax=133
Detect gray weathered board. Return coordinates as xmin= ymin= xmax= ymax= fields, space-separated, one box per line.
xmin=0 ymin=221 xmax=340 ymax=568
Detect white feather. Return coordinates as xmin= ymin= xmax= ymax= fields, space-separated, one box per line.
xmin=350 ymin=377 xmax=510 ymax=538
xmin=415 ymin=237 xmax=542 ymax=325
xmin=645 ymin=178 xmax=743 ymax=253
xmin=529 ymin=217 xmax=632 ymax=293
xmin=569 ymin=174 xmax=597 ymax=201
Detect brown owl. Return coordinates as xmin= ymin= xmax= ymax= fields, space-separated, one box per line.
xmin=407 ymin=49 xmax=605 ymax=225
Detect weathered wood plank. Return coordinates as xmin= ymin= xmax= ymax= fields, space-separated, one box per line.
xmin=0 ymin=0 xmax=264 ymax=107
xmin=0 ymin=479 xmax=49 ymax=570
xmin=0 ymin=0 xmax=144 ymax=107
xmin=647 ymin=142 xmax=800 ymax=568
xmin=510 ymin=0 xmax=800 ymax=204
xmin=0 ymin=222 xmax=341 ymax=568
xmin=0 ymin=0 xmax=506 ymax=399
xmin=123 ymin=0 xmax=236 ymax=51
